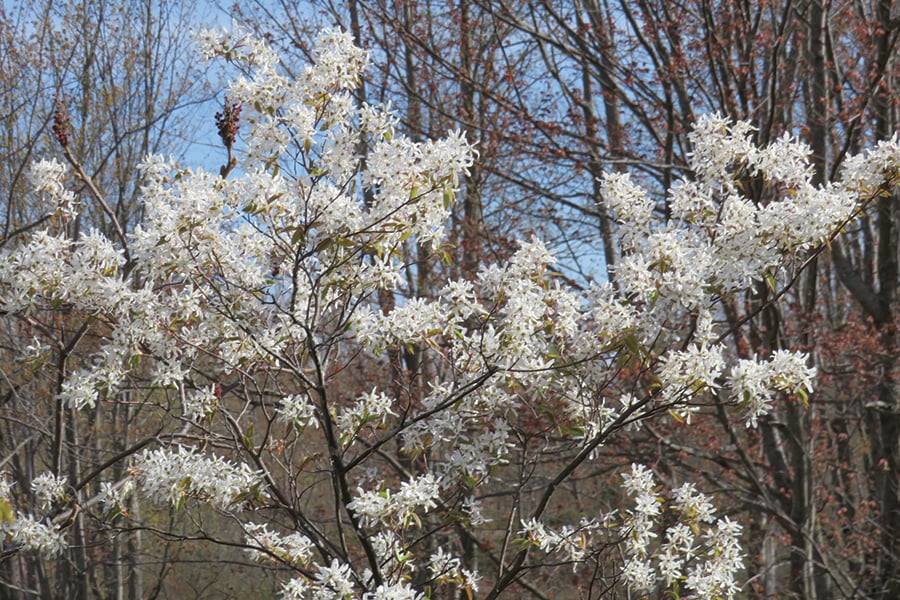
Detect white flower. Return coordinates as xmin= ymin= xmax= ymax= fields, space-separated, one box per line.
xmin=98 ymin=480 xmax=133 ymax=513
xmin=31 ymin=473 xmax=67 ymax=510
xmin=672 ymin=482 xmax=716 ymax=524
xmin=623 ymin=557 xmax=656 ymax=592
xmin=362 ymin=583 xmax=423 ymax=600
xmin=28 ymin=158 xmax=78 ymax=217
xmin=313 ymin=559 xmax=356 ymax=598
xmin=336 ymin=389 xmax=398 ymax=443
xmin=659 ymin=345 xmax=726 ymax=406
xmin=245 ymin=522 xmax=313 ymax=566
xmin=620 ymin=464 xmax=744 ymax=598
xmin=3 ymin=514 xmax=66 ymax=557
xmin=183 ymin=385 xmax=219 ymax=421
xmin=347 ymin=473 xmax=440 ymax=527
xmin=133 ymin=446 xmax=265 ymax=510
xmin=277 ymin=393 xmax=318 ymax=429
xmin=730 ymin=350 xmax=815 ymax=427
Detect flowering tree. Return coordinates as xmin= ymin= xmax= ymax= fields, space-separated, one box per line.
xmin=1 ymin=26 xmax=898 ymax=599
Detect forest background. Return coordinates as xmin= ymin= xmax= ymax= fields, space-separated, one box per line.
xmin=0 ymin=0 xmax=898 ymax=598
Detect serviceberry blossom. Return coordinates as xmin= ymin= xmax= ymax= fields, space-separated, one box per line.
xmin=839 ymin=133 xmax=900 ymax=194
xmin=132 ymin=446 xmax=265 ymax=510
xmin=312 ymin=559 xmax=356 ymax=598
xmin=244 ymin=522 xmax=314 ymax=566
xmin=361 ymin=582 xmax=423 ymax=600
xmin=521 ymin=517 xmax=605 ymax=566
xmin=182 ymin=384 xmax=219 ymax=421
xmin=2 ymin=514 xmax=66 ymax=557
xmin=621 ymin=464 xmax=745 ymax=598
xmin=27 ymin=158 xmax=78 ymax=217
xmin=98 ymin=480 xmax=134 ymax=514
xmin=336 ymin=388 xmax=398 ymax=443
xmin=277 ymin=392 xmax=318 ymax=429
xmin=347 ymin=474 xmax=440 ymax=528
xmin=729 ymin=350 xmax=816 ymax=427
xmin=428 ymin=547 xmax=480 ymax=592
xmin=658 ymin=344 xmax=726 ymax=407
xmin=31 ymin=473 xmax=68 ymax=510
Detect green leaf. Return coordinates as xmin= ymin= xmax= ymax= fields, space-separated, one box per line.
xmin=796 ymin=386 xmax=809 ymax=407
xmin=242 ymin=424 xmax=255 ymax=451
xmin=0 ymin=498 xmax=13 ymax=523
xmin=443 ymin=188 xmax=455 ymax=208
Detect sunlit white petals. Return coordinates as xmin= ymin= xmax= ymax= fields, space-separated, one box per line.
xmin=28 ymin=158 xmax=77 ymax=216
xmin=751 ymin=131 xmax=813 ymax=186
xmin=687 ymin=113 xmax=756 ymax=188
xmin=3 ymin=514 xmax=66 ymax=557
xmin=347 ymin=474 xmax=440 ymax=528
xmin=57 ymin=369 xmax=102 ymax=410
xmin=245 ymin=522 xmax=314 ymax=566
xmin=312 ymin=559 xmax=357 ymax=598
xmin=659 ymin=345 xmax=725 ymax=407
xmin=621 ymin=464 xmax=744 ymax=598
xmin=601 ymin=171 xmax=656 ymax=244
xmin=310 ymin=28 xmax=369 ymax=90
xmin=98 ymin=480 xmax=134 ymax=514
xmin=729 ymin=350 xmax=815 ymax=427
xmin=194 ymin=21 xmax=279 ymax=69
xmin=362 ymin=582 xmax=423 ymax=600
xmin=337 ymin=388 xmax=397 ymax=442
xmin=31 ymin=473 xmax=68 ymax=511
xmin=521 ymin=517 xmax=604 ymax=566
xmin=839 ymin=134 xmax=900 ymax=194
xmin=7 ymin=21 xmax=898 ymax=599
xmin=427 ymin=547 xmax=479 ymax=592
xmin=133 ymin=446 xmax=265 ymax=510
xmin=277 ymin=393 xmax=318 ymax=429
xmin=182 ymin=385 xmax=219 ymax=421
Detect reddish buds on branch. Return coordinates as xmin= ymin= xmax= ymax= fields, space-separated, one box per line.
xmin=215 ymin=96 xmax=242 ymax=151
xmin=53 ymin=96 xmax=71 ymax=149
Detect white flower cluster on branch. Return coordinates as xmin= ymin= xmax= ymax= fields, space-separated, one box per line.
xmin=621 ymin=464 xmax=744 ymax=598
xmin=132 ymin=446 xmax=265 ymax=510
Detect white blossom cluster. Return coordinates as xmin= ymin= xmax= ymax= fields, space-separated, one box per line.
xmin=730 ymin=350 xmax=817 ymax=427
xmin=182 ymin=384 xmax=219 ymax=421
xmin=336 ymin=388 xmax=398 ymax=444
xmin=521 ymin=516 xmax=606 ymax=566
xmin=0 ymin=477 xmax=66 ymax=558
xmin=277 ymin=392 xmax=318 ymax=429
xmin=621 ymin=464 xmax=744 ymax=598
xmin=27 ymin=158 xmax=78 ymax=218
xmin=1 ymin=513 xmax=66 ymax=558
xmin=132 ymin=446 xmax=265 ymax=510
xmin=658 ymin=344 xmax=726 ymax=421
xmin=428 ymin=546 xmax=480 ymax=592
xmin=244 ymin=522 xmax=314 ymax=566
xmin=346 ymin=473 xmax=440 ymax=528
xmin=97 ymin=479 xmax=134 ymax=514
xmin=31 ymin=473 xmax=68 ymax=510
xmin=604 ymin=114 xmax=864 ymax=309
